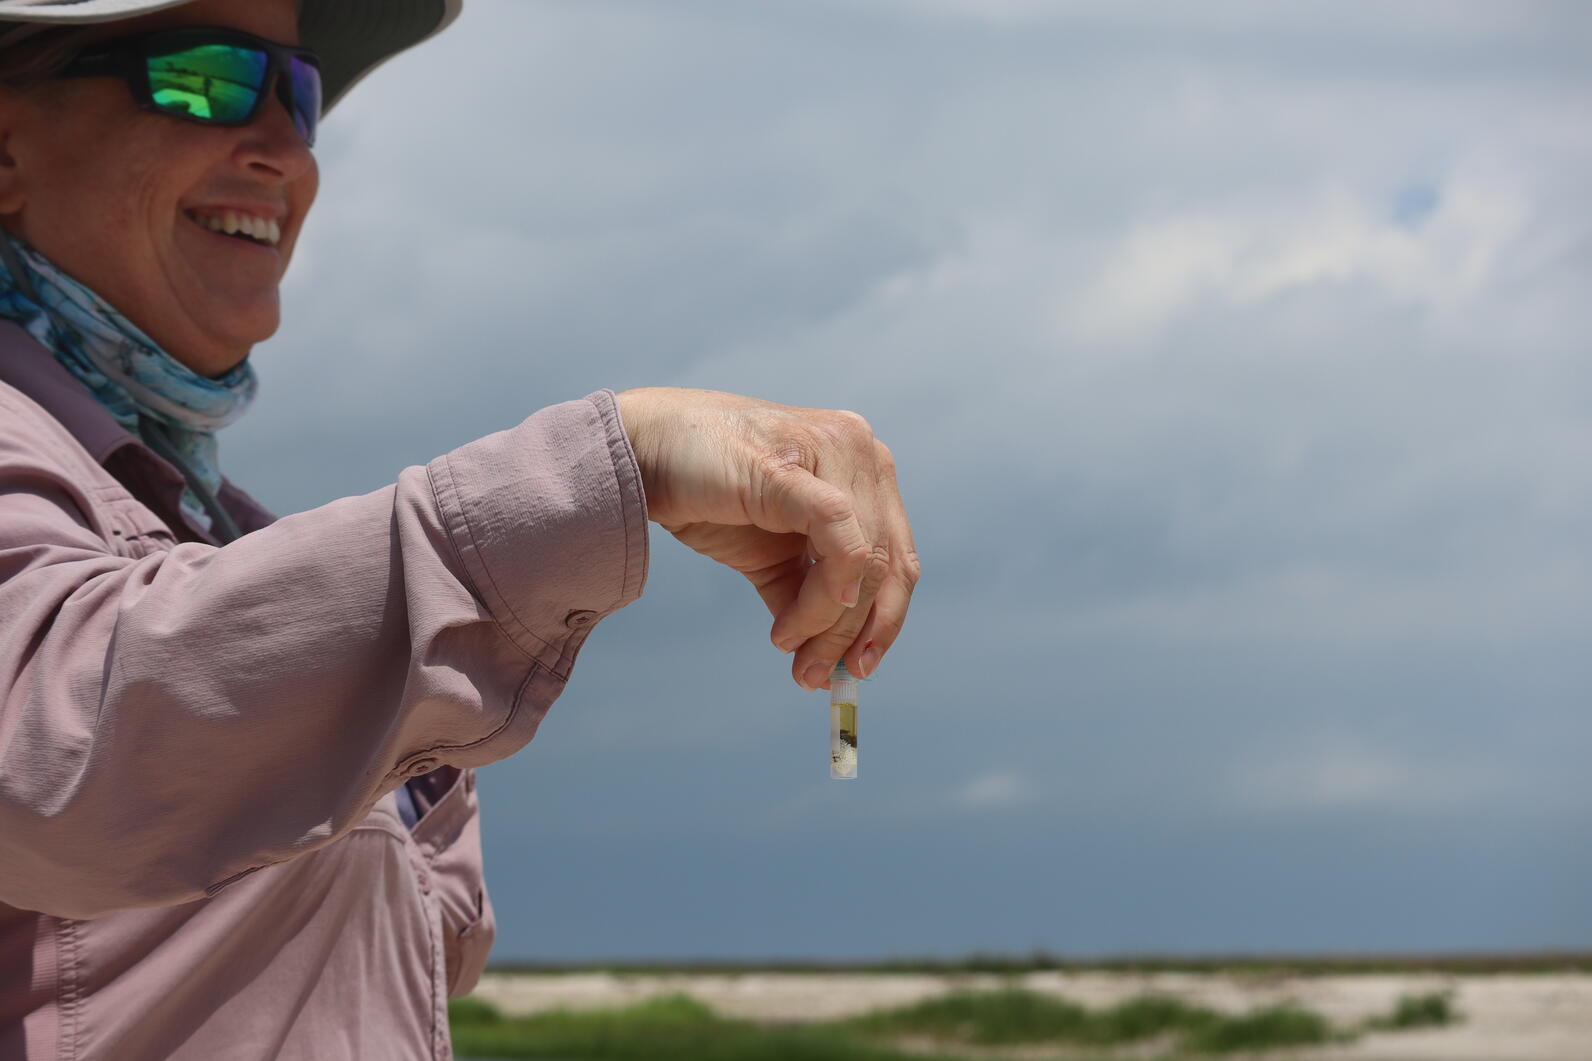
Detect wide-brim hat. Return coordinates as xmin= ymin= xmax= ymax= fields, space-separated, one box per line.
xmin=0 ymin=0 xmax=462 ymax=112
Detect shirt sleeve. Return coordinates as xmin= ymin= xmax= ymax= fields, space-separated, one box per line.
xmin=0 ymin=388 xmax=647 ymax=919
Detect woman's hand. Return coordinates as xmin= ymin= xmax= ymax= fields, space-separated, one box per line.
xmin=615 ymin=387 xmax=919 ymax=690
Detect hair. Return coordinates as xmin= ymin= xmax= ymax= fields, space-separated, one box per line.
xmin=0 ymin=25 xmax=100 ymax=89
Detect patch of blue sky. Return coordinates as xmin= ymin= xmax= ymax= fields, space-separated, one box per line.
xmin=1393 ymin=183 xmax=1440 ymax=228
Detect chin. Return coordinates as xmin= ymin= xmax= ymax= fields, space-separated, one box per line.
xmin=180 ymin=320 xmax=273 ymax=377
xmin=174 ymin=344 xmax=252 ymax=379
xmin=202 ymin=307 xmax=279 ymax=363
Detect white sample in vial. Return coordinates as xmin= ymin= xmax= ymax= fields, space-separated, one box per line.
xmin=830 ymin=661 xmax=858 ymax=779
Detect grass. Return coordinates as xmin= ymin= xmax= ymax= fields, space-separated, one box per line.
xmin=848 ymin=988 xmax=1098 ymax=1044
xmin=451 ymin=986 xmax=1462 ymax=1059
xmin=1363 ymin=990 xmax=1459 ymax=1031
xmin=1182 ymin=1005 xmax=1335 ymax=1053
xmin=449 ymin=994 xmax=978 ymax=1061
xmin=847 ymin=988 xmax=1337 ymax=1052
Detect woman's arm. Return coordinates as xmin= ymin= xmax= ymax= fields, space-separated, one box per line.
xmin=0 ymin=387 xmax=646 ymax=918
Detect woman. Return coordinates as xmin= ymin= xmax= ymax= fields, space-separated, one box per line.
xmin=0 ymin=0 xmax=919 ymax=1057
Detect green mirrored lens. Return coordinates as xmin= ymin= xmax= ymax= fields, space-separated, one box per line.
xmin=147 ymin=43 xmax=267 ymax=122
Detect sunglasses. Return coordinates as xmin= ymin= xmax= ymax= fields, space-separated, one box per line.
xmin=60 ymin=27 xmax=323 ymax=147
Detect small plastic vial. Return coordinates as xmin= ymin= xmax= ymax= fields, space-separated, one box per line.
xmin=830 ymin=661 xmax=859 ymax=779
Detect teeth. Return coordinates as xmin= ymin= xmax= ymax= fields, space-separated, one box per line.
xmin=190 ymin=210 xmax=282 ymax=247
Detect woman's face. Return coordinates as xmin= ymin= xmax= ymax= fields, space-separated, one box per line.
xmin=0 ymin=0 xmax=317 ymax=377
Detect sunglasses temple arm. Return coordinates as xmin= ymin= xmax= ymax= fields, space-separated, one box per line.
xmin=57 ymin=50 xmax=123 ymax=81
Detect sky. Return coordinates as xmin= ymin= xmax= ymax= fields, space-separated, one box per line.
xmin=225 ymin=0 xmax=1592 ymax=961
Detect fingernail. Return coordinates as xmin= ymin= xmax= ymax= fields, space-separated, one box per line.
xmin=841 ymin=578 xmax=862 ymax=608
xmin=801 ymin=660 xmax=832 ymax=691
xmin=775 ymin=634 xmax=801 ymax=654
xmin=860 ymin=645 xmax=881 ymax=678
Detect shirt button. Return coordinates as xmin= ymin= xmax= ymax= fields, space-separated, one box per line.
xmin=406 ymin=757 xmax=439 ymax=777
xmin=565 ymin=609 xmax=598 ymax=629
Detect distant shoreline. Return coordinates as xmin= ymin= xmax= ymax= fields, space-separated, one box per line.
xmin=484 ymin=950 xmax=1592 ymax=977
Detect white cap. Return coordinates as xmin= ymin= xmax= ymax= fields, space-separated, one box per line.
xmin=0 ymin=0 xmax=463 ymax=112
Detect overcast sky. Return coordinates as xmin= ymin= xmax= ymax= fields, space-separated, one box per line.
xmin=226 ymin=0 xmax=1592 ymax=960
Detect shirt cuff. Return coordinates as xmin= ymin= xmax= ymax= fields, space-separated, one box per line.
xmin=425 ymin=389 xmax=649 ymax=675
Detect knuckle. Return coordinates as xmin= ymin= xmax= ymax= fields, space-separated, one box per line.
xmin=863 ymin=542 xmax=892 ymax=581
xmin=759 ymin=442 xmax=812 ymax=477
xmin=812 ymin=628 xmax=855 ymax=653
xmin=821 ymin=409 xmax=873 ymax=447
xmin=835 ymin=409 xmax=872 ymax=433
xmin=900 ymin=547 xmax=923 ymax=586
xmin=872 ymin=610 xmax=907 ymax=641
xmin=812 ymin=487 xmax=857 ymax=529
xmin=873 ymin=438 xmax=896 ymax=473
xmin=797 ymin=627 xmax=853 ymax=662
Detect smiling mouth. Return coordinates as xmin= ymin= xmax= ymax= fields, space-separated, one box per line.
xmin=185 ymin=209 xmax=282 ymax=248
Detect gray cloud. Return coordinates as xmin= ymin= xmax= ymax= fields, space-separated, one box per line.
xmin=223 ymin=0 xmax=1592 ymax=959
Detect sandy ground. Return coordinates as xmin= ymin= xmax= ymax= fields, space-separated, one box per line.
xmin=468 ymin=969 xmax=1592 ymax=1060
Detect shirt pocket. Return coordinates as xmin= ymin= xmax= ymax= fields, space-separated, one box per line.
xmin=411 ymin=768 xmax=497 ymax=996
xmin=94 ymin=484 xmax=179 ymax=559
xmin=448 ymin=880 xmax=496 ymax=997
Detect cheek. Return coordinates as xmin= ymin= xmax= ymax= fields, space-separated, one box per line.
xmin=22 ymin=86 xmax=173 ymax=231
xmin=37 ymin=133 xmax=165 ymax=247
xmin=28 ymin=133 xmax=206 ymax=314
xmin=47 ymin=117 xmax=192 ymax=227
xmin=106 ymin=143 xmax=192 ymax=235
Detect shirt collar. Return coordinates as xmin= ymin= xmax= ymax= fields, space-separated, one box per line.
xmin=0 ymin=319 xmax=130 ymax=462
xmin=0 ymin=320 xmax=275 ymax=539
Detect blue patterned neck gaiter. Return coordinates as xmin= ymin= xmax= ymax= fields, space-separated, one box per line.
xmin=0 ymin=234 xmax=256 ymax=533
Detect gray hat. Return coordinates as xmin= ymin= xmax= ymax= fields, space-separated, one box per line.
xmin=0 ymin=0 xmax=463 ymax=112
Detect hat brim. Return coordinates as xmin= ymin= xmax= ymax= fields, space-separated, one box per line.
xmin=301 ymin=0 xmax=461 ymax=112
xmin=0 ymin=0 xmax=462 ymax=113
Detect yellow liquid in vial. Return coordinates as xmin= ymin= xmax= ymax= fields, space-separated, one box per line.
xmin=831 ymin=700 xmax=857 ymax=778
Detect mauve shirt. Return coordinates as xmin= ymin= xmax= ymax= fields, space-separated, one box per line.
xmin=0 ymin=322 xmax=649 ymax=1059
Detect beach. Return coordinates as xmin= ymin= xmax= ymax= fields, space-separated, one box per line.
xmin=466 ymin=967 xmax=1592 ymax=1059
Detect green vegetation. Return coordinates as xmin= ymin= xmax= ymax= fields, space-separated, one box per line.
xmin=449 ymin=994 xmax=978 ymax=1061
xmin=1182 ymin=1004 xmax=1334 ymax=1053
xmin=450 ymin=996 xmax=504 ymax=1027
xmin=847 ymin=989 xmax=1336 ymax=1053
xmin=849 ymin=987 xmax=1098 ymax=1044
xmin=452 ymin=986 xmax=1464 ymax=1059
xmin=1363 ymin=990 xmax=1459 ymax=1031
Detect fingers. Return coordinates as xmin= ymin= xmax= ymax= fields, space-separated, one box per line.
xmin=742 ymin=551 xmax=807 ymax=631
xmin=635 ymin=391 xmax=918 ymax=689
xmin=788 ymin=539 xmax=891 ymax=690
xmin=788 ymin=441 xmax=918 ymax=690
xmin=836 ymin=479 xmax=917 ymax=682
xmin=764 ymin=471 xmax=873 ymax=651
xmin=840 ymin=555 xmax=915 ymax=679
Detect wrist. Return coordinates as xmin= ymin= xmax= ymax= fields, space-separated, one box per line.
xmin=614 ymin=388 xmax=659 ymax=507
